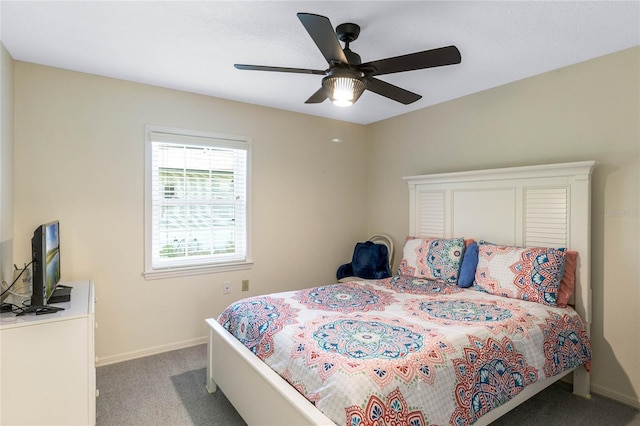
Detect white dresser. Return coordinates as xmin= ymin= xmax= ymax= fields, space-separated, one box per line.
xmin=0 ymin=280 xmax=95 ymax=425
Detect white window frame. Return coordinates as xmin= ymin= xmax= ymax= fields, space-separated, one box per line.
xmin=144 ymin=125 xmax=252 ymax=280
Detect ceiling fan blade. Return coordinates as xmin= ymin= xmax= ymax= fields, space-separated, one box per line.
xmin=365 ymin=77 xmax=422 ymax=105
xmin=297 ymin=13 xmax=348 ymax=65
xmin=234 ymin=64 xmax=326 ymax=75
xmin=362 ymin=45 xmax=461 ymax=76
xmin=305 ymin=87 xmax=328 ymax=104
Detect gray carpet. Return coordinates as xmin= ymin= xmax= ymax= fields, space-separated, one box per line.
xmin=96 ymin=344 xmax=640 ymax=425
xmin=96 ymin=344 xmax=245 ymax=426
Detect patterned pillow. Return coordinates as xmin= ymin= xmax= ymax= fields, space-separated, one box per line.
xmin=398 ymin=236 xmax=466 ymax=284
xmin=474 ymin=244 xmax=566 ymax=306
xmin=557 ymin=250 xmax=578 ymax=307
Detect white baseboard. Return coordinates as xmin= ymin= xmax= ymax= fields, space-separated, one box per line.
xmin=96 ymin=336 xmax=207 ymax=367
xmin=591 ymin=383 xmax=640 ymax=409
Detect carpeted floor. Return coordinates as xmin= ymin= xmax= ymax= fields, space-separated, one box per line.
xmin=96 ymin=344 xmax=640 ymax=426
xmin=96 ymin=344 xmax=245 ymax=426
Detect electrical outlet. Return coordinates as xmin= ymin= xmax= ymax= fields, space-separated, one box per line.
xmin=242 ymin=280 xmax=249 ymax=291
xmin=223 ymin=281 xmax=231 ymax=294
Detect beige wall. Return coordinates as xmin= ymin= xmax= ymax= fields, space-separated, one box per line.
xmin=12 ymin=63 xmax=368 ymax=362
xmin=367 ymin=47 xmax=640 ymax=407
xmin=0 ymin=42 xmax=14 ymax=288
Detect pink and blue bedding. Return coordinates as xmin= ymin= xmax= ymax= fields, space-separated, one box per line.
xmin=218 ymin=275 xmax=591 ymax=426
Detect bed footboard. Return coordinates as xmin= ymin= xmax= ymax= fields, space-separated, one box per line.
xmin=205 ymin=318 xmax=335 ymax=426
xmin=206 ymin=318 xmax=588 ymax=426
xmin=573 ymin=365 xmax=592 ymax=399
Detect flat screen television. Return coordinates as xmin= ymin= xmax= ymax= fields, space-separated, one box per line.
xmin=30 ymin=220 xmax=62 ymax=309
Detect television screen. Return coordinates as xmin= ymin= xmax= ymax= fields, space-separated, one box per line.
xmin=43 ymin=221 xmax=61 ymax=302
xmin=30 ymin=220 xmax=61 ymax=307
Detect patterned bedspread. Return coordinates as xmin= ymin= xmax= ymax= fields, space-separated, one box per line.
xmin=218 ymin=276 xmax=591 ymax=426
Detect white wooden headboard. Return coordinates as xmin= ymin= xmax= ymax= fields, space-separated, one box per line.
xmin=404 ymin=161 xmax=596 ymax=397
xmin=404 ymin=161 xmax=596 ymax=328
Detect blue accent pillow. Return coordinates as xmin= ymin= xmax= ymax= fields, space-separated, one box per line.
xmin=458 ymin=242 xmax=478 ymax=288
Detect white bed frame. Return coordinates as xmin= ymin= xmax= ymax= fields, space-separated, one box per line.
xmin=206 ymin=161 xmax=595 ymax=426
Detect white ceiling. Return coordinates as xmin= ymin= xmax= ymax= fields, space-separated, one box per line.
xmin=1 ymin=1 xmax=639 ymax=125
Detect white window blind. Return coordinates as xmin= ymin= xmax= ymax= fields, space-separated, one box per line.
xmin=144 ymin=126 xmax=251 ymax=279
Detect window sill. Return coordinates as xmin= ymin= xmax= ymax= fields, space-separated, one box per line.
xmin=143 ymin=260 xmax=253 ymax=280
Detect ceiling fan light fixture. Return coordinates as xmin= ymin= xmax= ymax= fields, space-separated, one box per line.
xmin=322 ymin=69 xmax=366 ymax=107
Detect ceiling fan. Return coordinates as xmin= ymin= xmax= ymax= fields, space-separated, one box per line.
xmin=235 ymin=13 xmax=462 ymax=107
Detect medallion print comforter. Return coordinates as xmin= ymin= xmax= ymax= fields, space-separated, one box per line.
xmin=218 ymin=276 xmax=591 ymax=426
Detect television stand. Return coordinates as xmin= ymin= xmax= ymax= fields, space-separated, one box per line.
xmin=1 ymin=280 xmax=96 ymax=425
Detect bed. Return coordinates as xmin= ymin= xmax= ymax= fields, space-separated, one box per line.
xmin=206 ymin=161 xmax=595 ymax=425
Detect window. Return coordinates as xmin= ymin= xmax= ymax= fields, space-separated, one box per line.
xmin=144 ymin=126 xmax=251 ymax=279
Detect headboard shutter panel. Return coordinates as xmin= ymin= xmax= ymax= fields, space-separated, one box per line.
xmin=524 ymin=187 xmax=568 ymax=247
xmin=417 ymin=191 xmax=445 ymax=238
